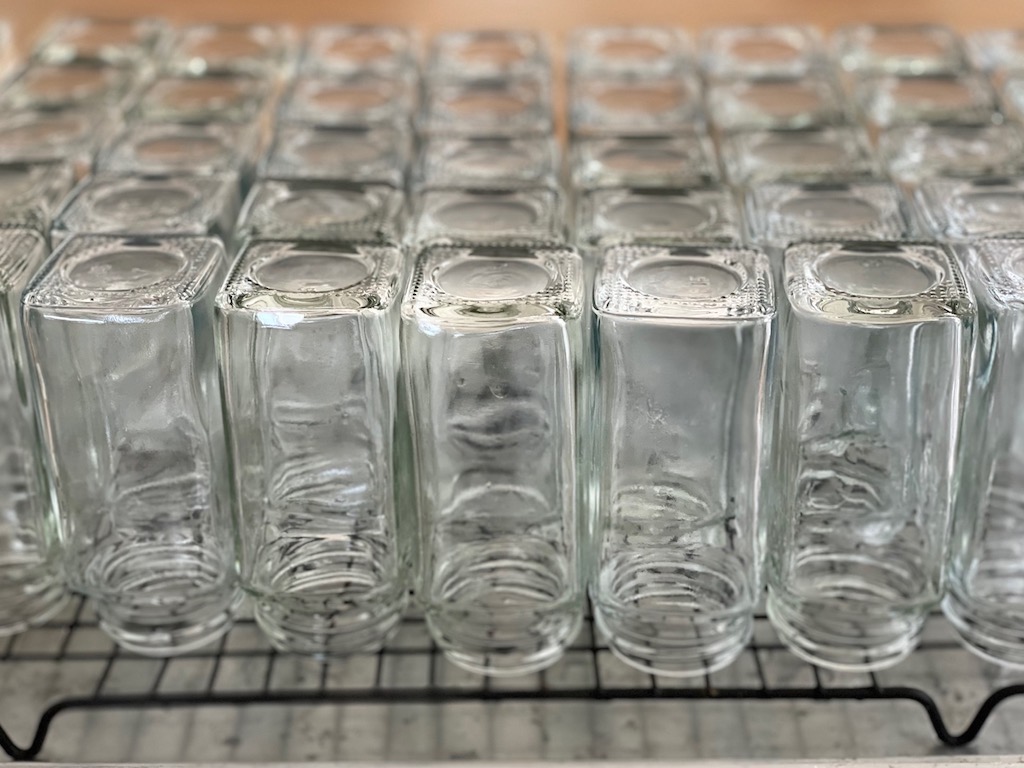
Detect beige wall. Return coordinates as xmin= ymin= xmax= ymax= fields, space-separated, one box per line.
xmin=3 ymin=0 xmax=1024 ymax=50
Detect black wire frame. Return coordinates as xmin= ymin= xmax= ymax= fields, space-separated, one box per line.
xmin=2 ymin=597 xmax=1023 ymax=761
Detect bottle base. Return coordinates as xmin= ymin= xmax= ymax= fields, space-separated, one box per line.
xmin=943 ymin=590 xmax=1024 ymax=669
xmin=767 ymin=588 xmax=925 ymax=672
xmin=594 ymin=605 xmax=751 ymax=677
xmin=0 ymin=567 xmax=70 ymax=637
xmin=98 ymin=590 xmax=242 ymax=657
xmin=83 ymin=541 xmax=242 ymax=656
xmin=592 ymin=550 xmax=755 ymax=677
xmin=427 ymin=603 xmax=582 ymax=677
xmin=254 ymin=592 xmax=407 ymax=656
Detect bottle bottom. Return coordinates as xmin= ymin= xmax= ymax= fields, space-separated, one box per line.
xmin=944 ymin=584 xmax=1024 ymax=669
xmin=767 ymin=586 xmax=927 ymax=672
xmin=592 ymin=549 xmax=754 ymax=677
xmin=0 ymin=555 xmax=69 ymax=637
xmin=426 ymin=539 xmax=582 ymax=676
xmin=83 ymin=540 xmax=241 ymax=656
xmin=252 ymin=586 xmax=407 ymax=657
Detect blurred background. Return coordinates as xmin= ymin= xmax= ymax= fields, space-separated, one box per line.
xmin=3 ymin=0 xmax=1024 ymax=47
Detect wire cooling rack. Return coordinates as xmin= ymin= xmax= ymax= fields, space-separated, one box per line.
xmin=1 ymin=596 xmax=1023 ymax=761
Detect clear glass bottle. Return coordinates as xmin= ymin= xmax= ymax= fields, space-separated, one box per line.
xmin=236 ymin=180 xmax=405 ymax=245
xmin=0 ymin=227 xmax=68 ymax=636
xmin=0 ymin=64 xmax=138 ymax=111
xmin=163 ymin=23 xmax=298 ymax=78
xmin=568 ymin=27 xmax=693 ymax=77
xmin=700 ymin=25 xmax=825 ymax=81
xmin=833 ymin=24 xmax=967 ymax=76
xmin=569 ymin=75 xmax=703 ymax=136
xmin=856 ymin=73 xmax=997 ymax=130
xmin=419 ymin=77 xmax=552 ymax=136
xmin=412 ymin=187 xmax=563 ymax=248
xmin=879 ymin=123 xmax=1024 ymax=186
xmin=301 ymin=25 xmax=417 ymax=77
xmin=744 ymin=180 xmax=912 ymax=252
xmin=217 ymin=239 xmax=407 ymax=655
xmin=948 ymin=237 xmax=1024 ymax=668
xmin=592 ymin=243 xmax=775 ymax=675
xmin=133 ymin=75 xmax=270 ymax=124
xmin=262 ymin=124 xmax=411 ymax=187
xmin=99 ymin=122 xmax=260 ymax=185
xmin=571 ymin=132 xmax=718 ymax=189
xmin=720 ymin=126 xmax=878 ymax=185
xmin=915 ymin=176 xmax=1024 ymax=241
xmin=416 ymin=135 xmax=559 ymax=190
xmin=427 ymin=30 xmax=549 ymax=81
xmin=401 ymin=243 xmax=584 ymax=675
xmin=51 ymin=173 xmax=240 ymax=248
xmin=281 ymin=73 xmax=415 ymax=128
xmin=31 ymin=16 xmax=168 ymax=68
xmin=768 ymin=240 xmax=973 ymax=670
xmin=706 ymin=76 xmax=846 ymax=133
xmin=0 ymin=106 xmax=116 ymax=177
xmin=0 ymin=161 xmax=75 ymax=233
xmin=966 ymin=30 xmax=1024 ymax=79
xmin=24 ymin=234 xmax=240 ymax=655
xmin=577 ymin=186 xmax=742 ymax=250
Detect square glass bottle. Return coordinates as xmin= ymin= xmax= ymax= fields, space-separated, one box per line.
xmin=915 ymin=176 xmax=1024 ymax=240
xmin=411 ymin=187 xmax=563 ymax=248
xmin=0 ymin=161 xmax=75 ymax=233
xmin=568 ymin=27 xmax=693 ymax=77
xmin=280 ymin=73 xmax=415 ymax=127
xmin=571 ymin=132 xmax=719 ymax=189
xmin=31 ymin=16 xmax=168 ymax=68
xmin=720 ymin=126 xmax=878 ymax=185
xmin=24 ymin=234 xmax=240 ymax=655
xmin=133 ymin=75 xmax=271 ymax=124
xmin=0 ymin=106 xmax=116 ymax=176
xmin=401 ymin=243 xmax=585 ymax=675
xmin=947 ymin=238 xmax=1024 ymax=668
xmin=592 ymin=243 xmax=775 ymax=676
xmin=856 ymin=73 xmax=997 ymax=129
xmin=833 ymin=24 xmax=968 ymax=76
xmin=426 ymin=30 xmax=549 ymax=80
xmin=262 ymin=124 xmax=411 ymax=187
xmin=52 ymin=173 xmax=240 ymax=248
xmin=216 ymin=239 xmax=408 ymax=655
xmin=768 ymin=240 xmax=973 ymax=670
xmin=701 ymin=25 xmax=825 ymax=80
xmin=706 ymin=76 xmax=846 ymax=133
xmin=416 ymin=135 xmax=558 ymax=190
xmin=237 ymin=180 xmax=405 ymax=245
xmin=0 ymin=63 xmax=138 ymax=111
xmin=419 ymin=77 xmax=552 ymax=136
xmin=745 ymin=180 xmax=911 ymax=251
xmin=879 ymin=123 xmax=1024 ymax=186
xmin=0 ymin=227 xmax=68 ymax=637
xmin=577 ymin=186 xmax=742 ymax=250
xmin=163 ymin=23 xmax=298 ymax=78
xmin=301 ymin=25 xmax=416 ymax=77
xmin=570 ymin=75 xmax=703 ymax=135
xmin=98 ymin=122 xmax=261 ymax=184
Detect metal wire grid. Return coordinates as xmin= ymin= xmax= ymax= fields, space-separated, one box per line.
xmin=1 ymin=596 xmax=1023 ymax=761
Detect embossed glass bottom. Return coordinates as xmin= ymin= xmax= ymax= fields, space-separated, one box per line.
xmin=249 ymin=538 xmax=406 ymax=656
xmin=767 ymin=553 xmax=931 ymax=672
xmin=425 ymin=536 xmax=581 ymax=676
xmin=0 ymin=556 xmax=68 ymax=637
xmin=593 ymin=548 xmax=753 ymax=676
xmin=945 ymin=577 xmax=1024 ymax=669
xmin=84 ymin=541 xmax=241 ymax=656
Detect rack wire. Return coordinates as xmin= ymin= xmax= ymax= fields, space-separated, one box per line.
xmin=1 ymin=596 xmax=1023 ymax=761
